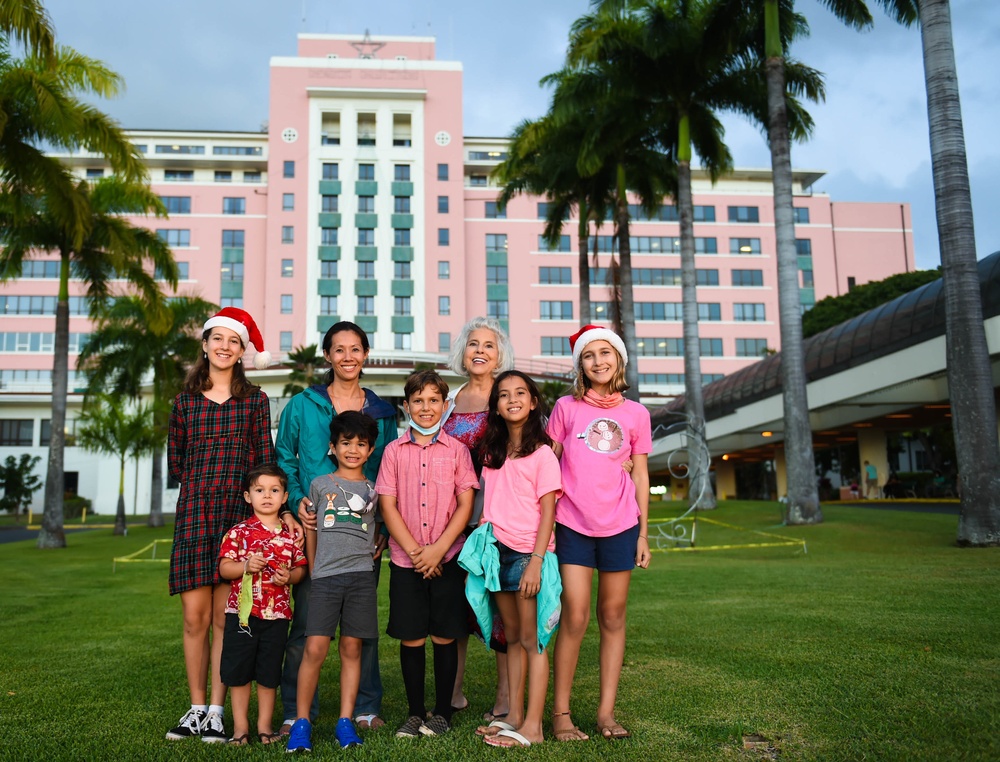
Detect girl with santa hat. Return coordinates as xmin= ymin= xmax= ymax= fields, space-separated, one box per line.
xmin=165 ymin=308 xmax=287 ymax=743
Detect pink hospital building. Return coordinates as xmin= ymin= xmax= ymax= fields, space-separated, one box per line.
xmin=2 ymin=33 xmax=915 ymax=399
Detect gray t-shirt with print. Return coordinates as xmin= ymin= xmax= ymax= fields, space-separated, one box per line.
xmin=307 ymin=473 xmax=378 ymax=579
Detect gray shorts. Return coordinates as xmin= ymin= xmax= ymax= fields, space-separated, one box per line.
xmin=305 ymin=570 xmax=378 ymax=639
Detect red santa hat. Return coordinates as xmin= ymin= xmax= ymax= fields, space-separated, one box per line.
xmin=203 ymin=307 xmax=272 ymax=369
xmin=569 ymin=324 xmax=628 ymax=368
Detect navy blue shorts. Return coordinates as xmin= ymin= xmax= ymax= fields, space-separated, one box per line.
xmin=496 ymin=540 xmax=531 ymax=592
xmin=555 ymin=522 xmax=638 ymax=572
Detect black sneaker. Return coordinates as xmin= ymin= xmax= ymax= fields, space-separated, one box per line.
xmin=395 ymin=715 xmax=424 ymax=738
xmin=200 ymin=711 xmax=228 ymax=744
xmin=166 ymin=708 xmax=206 ymax=740
xmin=419 ymin=714 xmax=450 ymax=737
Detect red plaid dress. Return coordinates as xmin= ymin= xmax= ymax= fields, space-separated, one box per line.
xmin=168 ymin=389 xmax=276 ymax=595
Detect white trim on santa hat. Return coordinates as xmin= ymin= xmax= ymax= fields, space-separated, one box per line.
xmin=570 ymin=326 xmax=628 ymax=368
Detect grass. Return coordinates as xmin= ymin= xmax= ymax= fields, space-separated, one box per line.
xmin=1 ymin=501 xmax=998 ymax=761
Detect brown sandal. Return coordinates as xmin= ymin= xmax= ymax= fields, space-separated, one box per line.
xmin=552 ymin=711 xmax=589 ymax=742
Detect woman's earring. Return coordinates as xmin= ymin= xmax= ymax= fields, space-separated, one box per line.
xmin=203 ymin=352 xmax=207 ymax=359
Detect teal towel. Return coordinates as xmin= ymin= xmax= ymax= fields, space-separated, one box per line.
xmin=458 ymin=522 xmax=562 ymax=653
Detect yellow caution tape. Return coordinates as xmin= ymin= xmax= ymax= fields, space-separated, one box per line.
xmin=647 ymin=516 xmax=807 ymax=554
xmin=112 ymin=539 xmax=173 ymax=572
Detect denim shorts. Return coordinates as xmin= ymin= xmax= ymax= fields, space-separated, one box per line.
xmin=555 ymin=522 xmax=639 ymax=572
xmin=496 ymin=540 xmax=532 ymax=592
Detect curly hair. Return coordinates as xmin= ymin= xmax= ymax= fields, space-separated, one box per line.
xmin=447 ymin=316 xmax=515 ymax=377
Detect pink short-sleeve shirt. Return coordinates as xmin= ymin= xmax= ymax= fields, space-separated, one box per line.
xmin=546 ymin=396 xmax=652 ymax=538
xmin=375 ymin=429 xmax=479 ymax=568
xmin=482 ymin=445 xmax=562 ymax=553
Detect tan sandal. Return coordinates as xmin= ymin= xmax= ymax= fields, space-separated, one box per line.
xmin=552 ymin=711 xmax=588 ymax=742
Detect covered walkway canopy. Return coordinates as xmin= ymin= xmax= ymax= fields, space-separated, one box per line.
xmin=649 ymin=250 xmax=1000 ymax=473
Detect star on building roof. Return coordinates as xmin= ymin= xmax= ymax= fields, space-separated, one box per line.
xmin=351 ymin=30 xmax=385 ymax=59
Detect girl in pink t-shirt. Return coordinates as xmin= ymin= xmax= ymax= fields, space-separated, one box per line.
xmin=477 ymin=370 xmax=561 ymax=748
xmin=546 ymin=325 xmax=651 ymax=742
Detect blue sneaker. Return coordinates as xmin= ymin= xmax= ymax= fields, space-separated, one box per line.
xmin=286 ymin=718 xmax=312 ymax=753
xmin=335 ymin=717 xmax=363 ymax=748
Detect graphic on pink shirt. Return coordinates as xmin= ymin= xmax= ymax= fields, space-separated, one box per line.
xmin=580 ymin=417 xmax=625 ymax=454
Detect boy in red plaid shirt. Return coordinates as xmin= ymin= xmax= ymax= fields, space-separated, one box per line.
xmin=218 ymin=464 xmax=307 ymax=745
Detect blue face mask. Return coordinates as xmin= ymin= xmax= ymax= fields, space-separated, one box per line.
xmin=408 ymin=418 xmax=442 ymax=436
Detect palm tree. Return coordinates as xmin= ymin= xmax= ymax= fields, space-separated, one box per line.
xmin=543 ymin=52 xmax=677 ymax=401
xmin=883 ymin=0 xmax=999 ymax=545
xmin=494 ymin=114 xmax=614 ymax=324
xmin=282 ymin=344 xmax=323 ymax=398
xmin=0 ymin=0 xmax=55 ymax=60
xmin=77 ymin=295 xmax=216 ymax=528
xmin=0 ymin=176 xmax=177 ymax=549
xmin=76 ymin=395 xmax=157 ymax=536
xmin=704 ymin=0 xmax=883 ymax=523
xmin=0 ymin=43 xmax=146 ymax=240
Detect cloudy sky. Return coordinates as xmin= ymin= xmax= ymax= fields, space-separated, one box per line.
xmin=44 ymin=0 xmax=1000 ymax=271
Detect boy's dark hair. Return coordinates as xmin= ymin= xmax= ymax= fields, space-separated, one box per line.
xmin=329 ymin=410 xmax=379 ymax=449
xmin=245 ymin=462 xmax=288 ymax=492
xmin=403 ymin=368 xmax=449 ymax=401
xmin=480 ymin=370 xmax=552 ymax=469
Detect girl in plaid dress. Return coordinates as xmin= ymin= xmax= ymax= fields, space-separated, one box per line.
xmin=166 ymin=308 xmax=282 ymax=742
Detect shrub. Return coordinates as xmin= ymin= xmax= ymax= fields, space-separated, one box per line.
xmin=63 ymin=494 xmax=92 ymax=519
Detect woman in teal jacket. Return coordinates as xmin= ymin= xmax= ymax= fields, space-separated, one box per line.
xmin=277 ymin=321 xmax=397 ymax=733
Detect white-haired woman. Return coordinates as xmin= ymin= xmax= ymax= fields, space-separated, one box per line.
xmin=440 ymin=316 xmax=515 ymax=722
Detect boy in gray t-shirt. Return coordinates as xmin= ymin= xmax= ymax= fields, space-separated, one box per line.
xmin=286 ymin=411 xmax=381 ymax=752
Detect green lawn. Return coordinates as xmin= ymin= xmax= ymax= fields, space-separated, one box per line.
xmin=1 ymin=501 xmax=997 ymax=761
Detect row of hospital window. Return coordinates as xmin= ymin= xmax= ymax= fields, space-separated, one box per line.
xmin=533 ymin=203 xmax=809 ymax=224
xmin=532 ymin=234 xmax=813 ymax=256
xmin=535 ymin=301 xmax=768 ymax=322
xmin=0 ymin=418 xmax=79 ymax=447
xmin=0 ymin=332 xmax=89 ymax=353
xmin=538 ymin=266 xmax=768 ymax=287
xmin=538 ymin=336 xmax=769 ymax=357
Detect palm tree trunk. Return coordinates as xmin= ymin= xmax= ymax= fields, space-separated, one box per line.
xmin=678 ymin=153 xmax=717 ymax=510
xmin=578 ymin=199 xmax=592 ymax=324
xmin=918 ymin=0 xmax=1000 ymax=545
xmin=615 ymin=164 xmax=640 ymax=402
xmin=764 ymin=0 xmax=821 ymax=524
xmin=115 ymin=456 xmax=127 ymax=535
xmin=38 ymin=250 xmax=70 ymax=548
xmin=148 ymin=444 xmax=165 ymax=527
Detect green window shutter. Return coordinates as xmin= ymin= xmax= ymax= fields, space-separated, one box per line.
xmin=391 ymin=280 xmax=414 ymax=297
xmin=317 ymin=279 xmax=341 ymax=297
xmin=355 ymin=316 xmax=377 ymax=334
xmin=392 ymin=316 xmax=414 ymax=333
xmin=355 ymin=279 xmax=378 ymax=296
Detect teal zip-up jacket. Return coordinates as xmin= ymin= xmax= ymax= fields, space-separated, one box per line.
xmin=459 ymin=522 xmax=562 ymax=654
xmin=276 ymin=384 xmax=397 ymax=517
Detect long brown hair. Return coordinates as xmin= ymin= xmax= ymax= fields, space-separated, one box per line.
xmin=480 ymin=370 xmax=552 ymax=469
xmin=183 ymin=328 xmax=259 ymax=399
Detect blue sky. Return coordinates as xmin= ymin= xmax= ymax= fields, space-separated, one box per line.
xmin=44 ymin=0 xmax=1000 ymax=271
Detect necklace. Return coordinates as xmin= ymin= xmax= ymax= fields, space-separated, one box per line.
xmin=331 ymin=385 xmax=364 ymax=413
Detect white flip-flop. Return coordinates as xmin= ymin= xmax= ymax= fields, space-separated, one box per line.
xmin=485 ymin=728 xmax=533 ymax=747
xmin=476 ymin=719 xmax=515 ymax=737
